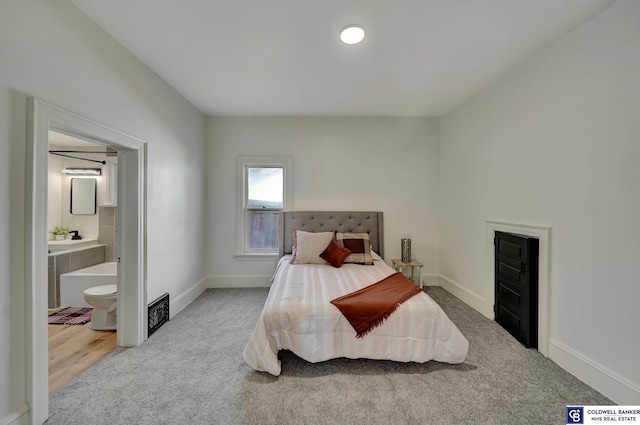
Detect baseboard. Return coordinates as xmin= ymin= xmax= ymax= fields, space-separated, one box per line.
xmin=206 ymin=275 xmax=272 ymax=288
xmin=0 ymin=404 xmax=29 ymax=425
xmin=169 ymin=277 xmax=207 ymax=319
xmin=438 ymin=273 xmax=492 ymax=318
xmin=548 ymin=338 xmax=640 ymax=404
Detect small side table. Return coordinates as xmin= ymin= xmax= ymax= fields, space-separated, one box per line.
xmin=391 ymin=259 xmax=424 ymax=288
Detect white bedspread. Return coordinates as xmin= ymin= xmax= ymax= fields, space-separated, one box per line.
xmin=243 ymin=256 xmax=469 ymax=375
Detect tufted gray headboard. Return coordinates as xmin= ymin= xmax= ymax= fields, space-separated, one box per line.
xmin=279 ymin=211 xmax=384 ymax=259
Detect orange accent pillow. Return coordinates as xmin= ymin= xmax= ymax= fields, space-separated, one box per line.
xmin=320 ymin=239 xmax=352 ymax=268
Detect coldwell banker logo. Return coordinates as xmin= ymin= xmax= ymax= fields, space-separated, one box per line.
xmin=567 ymin=406 xmax=584 ymax=424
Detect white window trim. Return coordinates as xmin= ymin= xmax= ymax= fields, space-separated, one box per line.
xmin=236 ymin=155 xmax=292 ymax=260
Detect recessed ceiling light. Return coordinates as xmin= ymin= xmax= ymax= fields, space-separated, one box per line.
xmin=340 ymin=25 xmax=365 ymax=45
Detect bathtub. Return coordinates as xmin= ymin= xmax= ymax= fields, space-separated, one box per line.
xmin=60 ymin=262 xmax=117 ymax=308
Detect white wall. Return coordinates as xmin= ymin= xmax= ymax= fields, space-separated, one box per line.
xmin=439 ymin=0 xmax=640 ymax=403
xmin=47 ymin=144 xmax=110 ymax=239
xmin=0 ymin=1 xmax=207 ymax=423
xmin=47 ymin=149 xmax=63 ymax=238
xmin=206 ymin=117 xmax=440 ymax=283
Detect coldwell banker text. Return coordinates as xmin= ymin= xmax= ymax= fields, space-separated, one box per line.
xmin=567 ymin=406 xmax=640 ymax=424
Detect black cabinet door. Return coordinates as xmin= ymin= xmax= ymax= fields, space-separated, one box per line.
xmin=494 ymin=231 xmax=538 ymax=348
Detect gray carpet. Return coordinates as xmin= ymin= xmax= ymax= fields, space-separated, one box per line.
xmin=46 ymin=287 xmax=611 ymax=424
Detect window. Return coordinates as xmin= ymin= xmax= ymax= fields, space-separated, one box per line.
xmin=237 ymin=156 xmax=292 ymax=258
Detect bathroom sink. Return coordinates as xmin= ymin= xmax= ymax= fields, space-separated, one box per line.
xmin=48 ymin=237 xmax=98 ymax=252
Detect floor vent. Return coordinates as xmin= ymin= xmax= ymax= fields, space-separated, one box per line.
xmin=148 ymin=293 xmax=169 ymax=336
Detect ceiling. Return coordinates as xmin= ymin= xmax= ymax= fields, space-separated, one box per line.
xmin=71 ymin=0 xmax=615 ymax=117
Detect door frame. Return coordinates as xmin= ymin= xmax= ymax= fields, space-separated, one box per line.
xmin=25 ymin=98 xmax=147 ymax=424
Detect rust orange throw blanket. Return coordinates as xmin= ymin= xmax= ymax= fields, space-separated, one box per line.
xmin=330 ymin=272 xmax=422 ymax=338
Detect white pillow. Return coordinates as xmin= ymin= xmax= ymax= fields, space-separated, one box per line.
xmin=290 ymin=231 xmax=334 ymax=265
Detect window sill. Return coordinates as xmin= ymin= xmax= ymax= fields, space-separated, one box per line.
xmin=234 ymin=252 xmax=279 ymax=261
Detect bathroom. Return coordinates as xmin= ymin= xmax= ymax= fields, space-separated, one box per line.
xmin=47 ymin=130 xmax=118 ymax=394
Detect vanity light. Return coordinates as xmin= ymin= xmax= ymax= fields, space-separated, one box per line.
xmin=340 ymin=25 xmax=365 ymax=45
xmin=62 ymin=168 xmax=101 ymax=176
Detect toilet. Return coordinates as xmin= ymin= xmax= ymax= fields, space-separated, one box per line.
xmin=83 ymin=284 xmax=117 ymax=330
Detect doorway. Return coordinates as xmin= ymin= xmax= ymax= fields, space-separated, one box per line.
xmin=47 ymin=132 xmax=118 ymax=395
xmin=494 ymin=231 xmax=539 ymax=348
xmin=486 ymin=220 xmax=550 ymax=357
xmin=26 ymin=98 xmax=147 ymax=424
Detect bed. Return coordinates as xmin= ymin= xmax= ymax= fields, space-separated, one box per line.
xmin=243 ymin=211 xmax=468 ymax=375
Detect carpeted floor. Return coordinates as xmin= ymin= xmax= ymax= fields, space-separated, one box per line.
xmin=46 ymin=287 xmax=612 ymax=424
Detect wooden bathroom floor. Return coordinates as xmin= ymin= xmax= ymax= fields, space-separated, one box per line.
xmin=48 ymin=323 xmax=117 ymax=395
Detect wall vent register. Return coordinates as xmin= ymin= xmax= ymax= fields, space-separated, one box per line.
xmin=148 ymin=293 xmax=169 ymax=336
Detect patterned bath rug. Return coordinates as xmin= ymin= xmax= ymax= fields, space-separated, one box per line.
xmin=48 ymin=307 xmax=93 ymax=325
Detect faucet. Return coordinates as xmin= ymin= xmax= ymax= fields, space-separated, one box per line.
xmin=70 ymin=230 xmax=82 ymax=240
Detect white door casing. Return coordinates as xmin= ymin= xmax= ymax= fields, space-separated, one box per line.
xmin=26 ymin=98 xmax=147 ymax=424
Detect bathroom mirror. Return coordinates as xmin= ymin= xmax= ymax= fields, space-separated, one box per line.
xmin=70 ymin=178 xmax=97 ymax=214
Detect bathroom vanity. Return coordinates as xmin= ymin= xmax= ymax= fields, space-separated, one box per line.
xmin=47 ymin=242 xmax=106 ymax=309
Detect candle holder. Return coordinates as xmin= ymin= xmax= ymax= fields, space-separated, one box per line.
xmin=401 ymin=238 xmax=412 ymax=263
